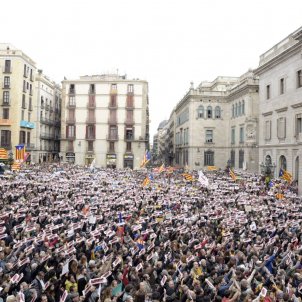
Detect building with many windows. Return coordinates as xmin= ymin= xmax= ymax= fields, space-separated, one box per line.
xmin=0 ymin=44 xmax=36 ymax=157
xmin=255 ymin=26 xmax=302 ymax=190
xmin=60 ymin=74 xmax=149 ymax=168
xmin=32 ymin=70 xmax=61 ymax=163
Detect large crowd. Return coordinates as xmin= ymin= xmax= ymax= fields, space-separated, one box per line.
xmin=0 ymin=164 xmax=301 ymax=302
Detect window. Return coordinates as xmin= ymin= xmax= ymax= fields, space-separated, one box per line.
xmin=67 ymin=125 xmax=75 ymax=138
xmin=21 ymin=110 xmax=24 ymax=120
xmin=109 ymin=142 xmax=115 ymax=152
xmin=215 ymin=106 xmax=221 ymax=119
xmin=235 ymin=104 xmax=238 ymax=117
xmin=3 ymin=76 xmax=10 ymax=88
xmin=23 ymin=64 xmax=27 ymax=77
xmin=22 ymin=94 xmax=26 ymax=109
xmin=231 ymin=128 xmax=235 ymax=144
xmin=266 ymin=85 xmax=270 ymax=99
xmin=239 ymin=127 xmax=244 ymax=143
xmin=1 ymin=130 xmax=11 ymax=147
xmin=230 ymin=150 xmax=235 ymax=167
xmin=3 ymin=91 xmax=9 ymax=104
xmin=239 ymin=150 xmax=244 ymax=169
xmin=86 ymin=125 xmax=95 ymax=139
xmin=111 ymin=84 xmax=117 ymax=91
xmin=19 ymin=131 xmax=26 ymax=144
xmin=28 ymin=112 xmax=31 ymax=122
xmin=126 ymin=95 xmax=134 ymax=108
xmin=4 ymin=60 xmax=11 ymax=73
xmin=69 ymin=84 xmax=75 ymax=94
xmin=128 ymin=84 xmax=134 ymax=93
xmin=125 ymin=128 xmax=134 ymax=140
xmin=205 ymin=129 xmax=213 ymax=143
xmin=277 ymin=117 xmax=286 ymax=139
xmin=2 ymin=108 xmax=9 ymax=119
xmin=110 ymin=95 xmax=117 ymax=107
xmin=23 ymin=80 xmax=26 ymax=92
xmin=88 ymin=141 xmax=94 ymax=152
xmin=109 ymin=126 xmax=118 ymax=139
xmin=280 ymin=78 xmax=285 ymax=94
xmin=232 ymin=104 xmax=234 ymax=118
xmin=207 ymin=106 xmax=212 ymax=119
xmin=296 ymin=114 xmax=302 ymax=136
xmin=27 ymin=132 xmax=31 ymax=144
xmin=126 ymin=110 xmax=133 ymax=123
xmin=69 ymin=96 xmax=76 ymax=106
xmin=242 ymin=100 xmax=245 ymax=115
xmin=265 ymin=120 xmax=271 ymax=140
xmin=29 ymin=98 xmax=32 ymax=111
xmin=197 ymin=105 xmax=204 ymax=118
xmin=238 ymin=102 xmax=241 ymax=116
xmin=204 ymin=150 xmax=214 ymax=166
xmin=126 ymin=142 xmax=131 ymax=152
xmin=90 ymin=84 xmax=95 ymax=94
xmin=30 ymin=69 xmax=33 ymax=81
xmin=297 ymin=70 xmax=302 ymax=88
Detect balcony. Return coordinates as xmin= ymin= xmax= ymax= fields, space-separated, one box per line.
xmin=1 ymin=100 xmax=10 ymax=106
xmin=3 ymin=67 xmax=12 ymax=74
xmin=40 ymin=117 xmax=54 ymax=125
xmin=86 ymin=117 xmax=96 ymax=124
xmin=124 ymin=119 xmax=134 ymax=125
xmin=20 ymin=120 xmax=35 ymax=129
xmin=108 ymin=118 xmax=117 ymax=125
xmin=25 ymin=143 xmax=36 ymax=151
xmin=87 ymin=102 xmax=96 ymax=109
xmin=106 ymin=134 xmax=119 ymax=141
xmin=0 ymin=143 xmax=11 ymax=149
xmin=67 ymin=102 xmax=76 ymax=108
xmin=66 ymin=118 xmax=76 ymax=124
xmin=108 ymin=103 xmax=117 ymax=109
xmin=3 ymin=84 xmax=10 ymax=89
xmin=41 ymin=103 xmax=45 ymax=109
xmin=0 ymin=119 xmax=12 ymax=126
xmin=40 ymin=133 xmax=53 ymax=140
xmin=69 ymin=89 xmax=76 ymax=95
xmin=45 ymin=104 xmax=50 ymax=111
xmin=125 ymin=134 xmax=134 ymax=141
xmin=85 ymin=135 xmax=95 ymax=141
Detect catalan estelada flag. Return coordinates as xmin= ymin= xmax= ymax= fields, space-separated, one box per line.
xmin=279 ymin=169 xmax=292 ymax=183
xmin=0 ymin=148 xmax=8 ymax=160
xmin=142 ymin=176 xmax=151 ymax=187
xmin=182 ymin=173 xmax=194 ymax=181
xmin=229 ymin=168 xmax=237 ymax=181
xmin=140 ymin=150 xmax=151 ymax=168
xmin=158 ymin=163 xmax=165 ymax=173
xmin=207 ymin=166 xmax=218 ymax=171
xmin=15 ymin=145 xmax=26 ymax=161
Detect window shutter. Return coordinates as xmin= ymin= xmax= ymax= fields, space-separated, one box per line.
xmin=66 ymin=126 xmax=68 ymax=138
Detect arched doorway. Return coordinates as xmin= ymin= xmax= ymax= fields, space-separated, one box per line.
xmin=295 ymin=156 xmax=299 ymax=184
xmin=279 ymin=155 xmax=287 ymax=171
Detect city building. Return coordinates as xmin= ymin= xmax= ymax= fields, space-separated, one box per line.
xmin=0 ymin=44 xmax=36 ymax=158
xmin=32 ymin=70 xmax=61 ymax=163
xmin=60 ymin=74 xmax=149 ymax=168
xmin=255 ymin=26 xmax=302 ymax=192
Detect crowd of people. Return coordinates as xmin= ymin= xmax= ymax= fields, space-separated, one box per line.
xmin=0 ymin=164 xmax=301 ymax=302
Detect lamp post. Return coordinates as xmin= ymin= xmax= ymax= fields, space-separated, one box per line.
xmin=259 ymin=158 xmax=276 ymax=187
xmin=8 ymin=151 xmax=14 ymax=170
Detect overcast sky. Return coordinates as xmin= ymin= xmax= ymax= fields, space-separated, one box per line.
xmin=2 ymin=0 xmax=302 ymax=138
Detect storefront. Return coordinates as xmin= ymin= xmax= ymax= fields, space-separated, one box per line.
xmin=124 ymin=154 xmax=134 ymax=169
xmin=66 ymin=152 xmax=75 ymax=164
xmin=106 ymin=154 xmax=116 ymax=168
xmin=85 ymin=154 xmax=95 ymax=166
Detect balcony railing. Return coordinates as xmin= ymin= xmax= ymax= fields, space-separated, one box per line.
xmin=1 ymin=100 xmax=10 ymax=106
xmin=85 ymin=135 xmax=95 ymax=140
xmin=67 ymin=102 xmax=76 ymax=108
xmin=3 ymin=67 xmax=12 ymax=73
xmin=124 ymin=119 xmax=134 ymax=125
xmin=108 ymin=118 xmax=117 ymax=125
xmin=125 ymin=135 xmax=134 ymax=141
xmin=40 ymin=117 xmax=54 ymax=125
xmin=3 ymin=84 xmax=10 ymax=89
xmin=0 ymin=143 xmax=12 ymax=149
xmin=69 ymin=89 xmax=76 ymax=95
xmin=106 ymin=134 xmax=119 ymax=141
xmin=25 ymin=143 xmax=36 ymax=151
xmin=86 ymin=117 xmax=96 ymax=124
xmin=40 ymin=133 xmax=53 ymax=140
xmin=108 ymin=103 xmax=117 ymax=109
xmin=45 ymin=104 xmax=50 ymax=111
xmin=66 ymin=118 xmax=76 ymax=124
xmin=0 ymin=119 xmax=12 ymax=126
xmin=87 ymin=102 xmax=96 ymax=109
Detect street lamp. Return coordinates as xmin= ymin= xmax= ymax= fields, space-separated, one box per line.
xmin=8 ymin=151 xmax=14 ymax=170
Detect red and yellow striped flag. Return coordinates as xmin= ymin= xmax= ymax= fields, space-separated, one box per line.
xmin=15 ymin=145 xmax=26 ymax=161
xmin=229 ymin=169 xmax=237 ymax=181
xmin=182 ymin=173 xmax=194 ymax=181
xmin=142 ymin=177 xmax=150 ymax=187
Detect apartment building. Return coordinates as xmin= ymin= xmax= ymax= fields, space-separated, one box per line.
xmin=0 ymin=44 xmax=36 ymax=157
xmin=32 ymin=70 xmax=61 ymax=163
xmin=60 ymin=74 xmax=149 ymax=168
xmin=255 ymin=26 xmax=302 ymax=191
